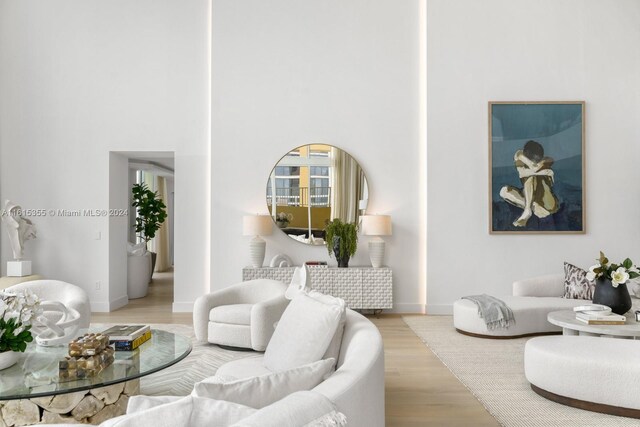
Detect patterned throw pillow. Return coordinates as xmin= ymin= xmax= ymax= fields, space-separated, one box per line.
xmin=563 ymin=262 xmax=595 ymax=300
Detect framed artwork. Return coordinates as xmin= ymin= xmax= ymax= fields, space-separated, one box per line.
xmin=489 ymin=101 xmax=585 ymax=234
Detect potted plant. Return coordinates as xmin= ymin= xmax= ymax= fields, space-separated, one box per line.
xmin=324 ymin=218 xmax=358 ymax=268
xmin=275 ymin=212 xmax=293 ymax=228
xmin=0 ymin=290 xmax=40 ymax=370
xmin=131 ymin=183 xmax=168 ymax=278
xmin=586 ymin=251 xmax=640 ymax=315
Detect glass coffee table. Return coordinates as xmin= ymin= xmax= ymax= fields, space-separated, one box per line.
xmin=0 ymin=329 xmax=191 ymax=425
xmin=547 ymin=310 xmax=640 ymax=338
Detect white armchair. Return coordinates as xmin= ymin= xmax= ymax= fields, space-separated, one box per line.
xmin=193 ymin=279 xmax=289 ymax=351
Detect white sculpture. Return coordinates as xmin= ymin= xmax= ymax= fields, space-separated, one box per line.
xmin=2 ymin=200 xmax=36 ymax=260
xmin=269 ymin=254 xmax=293 ymax=268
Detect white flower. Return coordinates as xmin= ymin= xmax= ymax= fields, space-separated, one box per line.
xmin=611 ymin=267 xmax=630 ymax=287
xmin=586 ymin=265 xmax=600 ymax=282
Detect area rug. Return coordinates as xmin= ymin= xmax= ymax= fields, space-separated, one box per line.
xmin=402 ymin=315 xmax=640 ymax=427
xmin=95 ymin=323 xmax=252 ymax=396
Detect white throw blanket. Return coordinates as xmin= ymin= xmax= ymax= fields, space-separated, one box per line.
xmin=462 ymin=294 xmax=515 ymax=330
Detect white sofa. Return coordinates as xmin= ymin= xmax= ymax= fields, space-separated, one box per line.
xmin=453 ymin=274 xmax=586 ymax=337
xmin=40 ymin=309 xmax=385 ymax=427
xmin=525 ymin=335 xmax=640 ymax=418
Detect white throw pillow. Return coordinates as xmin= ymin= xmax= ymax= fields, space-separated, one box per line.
xmin=193 ymin=358 xmax=335 ymax=409
xmin=306 ymin=290 xmax=347 ymax=364
xmin=109 ymin=395 xmax=256 ymax=427
xmin=229 ymin=391 xmax=342 ymax=427
xmin=264 ymin=292 xmax=345 ymax=372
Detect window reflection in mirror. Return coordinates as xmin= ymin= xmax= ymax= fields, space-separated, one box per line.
xmin=266 ymin=144 xmax=368 ymax=246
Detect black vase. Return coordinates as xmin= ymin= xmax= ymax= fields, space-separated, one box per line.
xmin=332 ymin=236 xmax=350 ymax=268
xmin=592 ymin=278 xmax=632 ymax=315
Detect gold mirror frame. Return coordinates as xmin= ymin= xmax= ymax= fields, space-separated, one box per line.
xmin=266 ymin=144 xmax=369 ymax=246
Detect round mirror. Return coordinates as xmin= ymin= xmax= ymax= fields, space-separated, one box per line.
xmin=266 ymin=144 xmax=369 ymax=245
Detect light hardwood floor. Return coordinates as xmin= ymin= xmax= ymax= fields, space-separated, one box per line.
xmin=93 ymin=274 xmax=497 ymax=426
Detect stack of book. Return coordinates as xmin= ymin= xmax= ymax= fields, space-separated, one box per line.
xmin=101 ymin=325 xmax=152 ymax=351
xmin=305 ymin=261 xmax=328 ymax=268
xmin=575 ymin=312 xmax=626 ymax=325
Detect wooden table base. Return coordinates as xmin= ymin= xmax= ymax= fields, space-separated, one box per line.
xmin=0 ymin=379 xmax=139 ymax=426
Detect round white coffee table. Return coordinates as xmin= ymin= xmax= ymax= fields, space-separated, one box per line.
xmin=547 ymin=310 xmax=640 ymax=338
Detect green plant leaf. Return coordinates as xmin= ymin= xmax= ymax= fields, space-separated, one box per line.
xmin=623 ymin=258 xmax=633 ymax=269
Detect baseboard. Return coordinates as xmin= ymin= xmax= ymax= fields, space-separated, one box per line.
xmin=90 ymin=301 xmax=110 ymax=313
xmin=388 ymin=303 xmax=426 ymax=314
xmin=109 ymin=295 xmax=129 ymax=311
xmin=426 ymin=304 xmax=453 ymax=315
xmin=172 ymin=301 xmax=194 ymax=313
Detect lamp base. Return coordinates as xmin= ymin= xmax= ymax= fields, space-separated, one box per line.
xmin=368 ymin=238 xmax=385 ymax=268
xmin=249 ymin=236 xmax=266 ymax=268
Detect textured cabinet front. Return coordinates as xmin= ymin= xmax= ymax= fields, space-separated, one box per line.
xmin=242 ymin=266 xmax=392 ymax=310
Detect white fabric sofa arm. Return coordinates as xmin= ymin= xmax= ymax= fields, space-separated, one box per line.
xmin=250 ymin=294 xmax=290 ymax=351
xmin=193 ymin=287 xmax=243 ymax=341
xmin=512 ymin=274 xmax=564 ymax=297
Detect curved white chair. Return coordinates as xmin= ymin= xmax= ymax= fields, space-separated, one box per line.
xmin=193 ymin=279 xmax=289 ymax=351
xmin=5 ymin=280 xmax=91 ymax=329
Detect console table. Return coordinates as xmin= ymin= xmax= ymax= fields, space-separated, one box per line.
xmin=242 ymin=266 xmax=392 ymax=311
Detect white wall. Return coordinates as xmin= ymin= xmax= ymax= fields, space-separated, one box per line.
xmin=427 ymin=0 xmax=640 ymax=313
xmin=211 ymin=0 xmax=424 ymax=312
xmin=0 ymin=0 xmax=210 ymax=311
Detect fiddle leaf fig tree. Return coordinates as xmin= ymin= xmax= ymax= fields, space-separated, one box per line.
xmin=324 ymin=218 xmax=358 ymax=260
xmin=132 ymin=183 xmax=168 ymax=243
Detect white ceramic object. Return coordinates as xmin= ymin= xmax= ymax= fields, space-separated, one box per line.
xmin=249 ymin=237 xmax=266 ymax=268
xmin=35 ymin=301 xmax=81 ymax=346
xmin=368 ymin=238 xmax=385 ymax=268
xmin=0 ymin=351 xmax=19 ymax=370
xmin=269 ymin=254 xmax=293 ymax=268
xmin=1 ymin=200 xmax=36 ymax=260
xmin=127 ymin=251 xmax=152 ymax=299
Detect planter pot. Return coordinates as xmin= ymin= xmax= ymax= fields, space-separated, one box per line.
xmin=0 ymin=351 xmax=19 ymax=370
xmin=592 ymin=278 xmax=632 ymax=315
xmin=332 ymin=236 xmax=350 ymax=268
xmin=276 ymin=221 xmax=289 ymax=229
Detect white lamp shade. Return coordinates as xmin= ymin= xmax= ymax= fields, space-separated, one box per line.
xmin=361 ymin=215 xmax=392 ymax=236
xmin=243 ymin=215 xmax=273 ymax=236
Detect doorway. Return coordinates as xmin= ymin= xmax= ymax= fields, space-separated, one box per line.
xmin=107 ymin=151 xmax=175 ymax=319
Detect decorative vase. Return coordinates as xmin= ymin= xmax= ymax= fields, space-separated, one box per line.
xmin=332 ymin=236 xmax=350 ymax=268
xmin=592 ymin=278 xmax=632 ymax=315
xmin=0 ymin=351 xmax=19 ymax=370
xmin=276 ymin=221 xmax=288 ymax=229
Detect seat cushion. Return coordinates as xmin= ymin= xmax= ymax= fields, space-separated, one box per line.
xmin=454 ymin=296 xmax=585 ymax=337
xmin=209 ymin=304 xmax=253 ymax=326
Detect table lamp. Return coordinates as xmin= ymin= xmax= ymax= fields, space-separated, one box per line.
xmin=243 ymin=215 xmax=273 ymax=268
xmin=361 ymin=215 xmax=392 ymax=268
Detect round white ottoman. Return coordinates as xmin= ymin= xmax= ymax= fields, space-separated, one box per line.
xmin=453 ymin=296 xmax=583 ymax=338
xmin=525 ymin=336 xmax=640 ymax=417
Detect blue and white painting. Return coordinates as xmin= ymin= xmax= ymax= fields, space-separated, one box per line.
xmin=490 ymin=102 xmax=584 ymax=233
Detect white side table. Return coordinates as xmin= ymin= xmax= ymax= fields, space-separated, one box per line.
xmin=547 ymin=310 xmax=640 ymax=338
